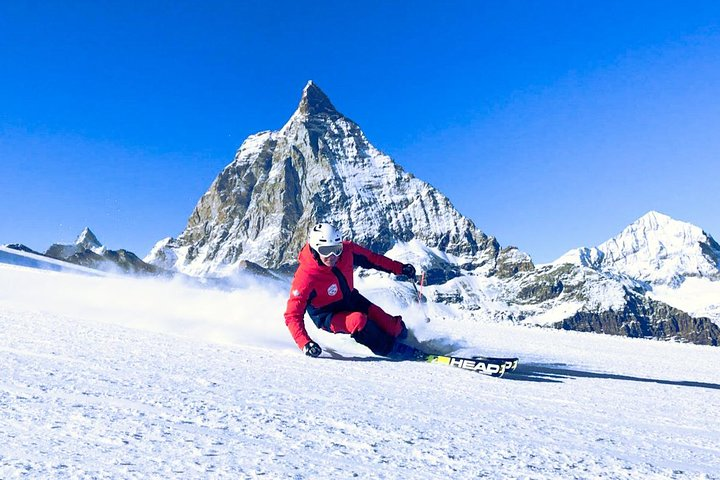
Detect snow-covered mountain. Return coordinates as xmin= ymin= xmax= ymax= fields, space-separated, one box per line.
xmin=555 ymin=211 xmax=720 ymax=286
xmin=550 ymin=211 xmax=720 ymax=335
xmin=146 ymin=81 xmax=532 ymax=279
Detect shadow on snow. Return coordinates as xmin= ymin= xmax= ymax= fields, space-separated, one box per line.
xmin=321 ymin=348 xmax=388 ymax=363
xmin=507 ymin=363 xmax=720 ymax=390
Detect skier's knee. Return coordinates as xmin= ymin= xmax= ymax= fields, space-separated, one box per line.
xmin=345 ymin=311 xmax=367 ymax=334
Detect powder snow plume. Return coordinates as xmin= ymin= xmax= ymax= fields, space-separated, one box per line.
xmin=0 ymin=265 xmax=294 ymax=351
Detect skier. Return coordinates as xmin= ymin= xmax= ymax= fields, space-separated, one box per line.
xmin=284 ymin=223 xmax=423 ymax=360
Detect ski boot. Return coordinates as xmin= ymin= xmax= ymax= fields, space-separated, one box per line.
xmin=387 ymin=340 xmax=428 ymax=361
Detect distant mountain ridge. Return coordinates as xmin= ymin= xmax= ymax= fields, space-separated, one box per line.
xmin=46 ymin=228 xmax=159 ymax=275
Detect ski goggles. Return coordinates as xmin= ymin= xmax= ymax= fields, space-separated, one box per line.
xmin=317 ymin=244 xmax=343 ymax=257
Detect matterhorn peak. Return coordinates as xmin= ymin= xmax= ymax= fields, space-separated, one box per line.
xmin=296 ymin=80 xmax=341 ymax=118
xmin=147 ymin=81 xmax=507 ymax=276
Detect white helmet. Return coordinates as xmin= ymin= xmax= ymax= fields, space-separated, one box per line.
xmin=309 ymin=223 xmax=343 ymax=257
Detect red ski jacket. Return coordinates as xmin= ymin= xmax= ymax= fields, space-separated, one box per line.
xmin=284 ymin=241 xmax=405 ymax=349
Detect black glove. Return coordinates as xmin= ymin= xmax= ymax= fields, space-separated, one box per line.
xmin=303 ymin=341 xmax=322 ymax=358
xmin=401 ymin=263 xmax=416 ymax=281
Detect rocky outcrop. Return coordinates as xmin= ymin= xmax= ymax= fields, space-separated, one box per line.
xmin=494 ymin=246 xmax=535 ymax=279
xmin=554 ymin=294 xmax=720 ymax=346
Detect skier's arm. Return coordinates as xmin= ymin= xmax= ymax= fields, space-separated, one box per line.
xmin=349 ymin=242 xmax=405 ymax=275
xmin=284 ymin=279 xmax=315 ymax=350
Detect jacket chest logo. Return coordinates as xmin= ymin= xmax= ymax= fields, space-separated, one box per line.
xmin=327 ymin=283 xmax=338 ymax=296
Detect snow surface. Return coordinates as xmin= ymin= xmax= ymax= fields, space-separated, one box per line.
xmin=2 ymin=263 xmax=720 ymax=479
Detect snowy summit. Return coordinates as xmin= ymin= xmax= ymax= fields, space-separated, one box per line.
xmin=75 ymin=227 xmax=103 ymax=251
xmin=556 ymin=211 xmax=720 ymax=286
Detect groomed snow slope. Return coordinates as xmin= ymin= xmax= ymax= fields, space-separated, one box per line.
xmin=1 ymin=264 xmax=719 ymax=479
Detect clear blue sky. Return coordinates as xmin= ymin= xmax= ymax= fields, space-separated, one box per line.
xmin=2 ymin=1 xmax=719 ymax=263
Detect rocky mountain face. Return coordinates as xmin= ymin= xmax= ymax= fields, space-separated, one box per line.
xmin=147 ymin=81 xmax=532 ymax=278
xmin=46 ymin=228 xmax=160 ymax=276
xmin=146 ymin=82 xmax=719 ymax=346
xmin=556 ymin=295 xmax=720 ymax=346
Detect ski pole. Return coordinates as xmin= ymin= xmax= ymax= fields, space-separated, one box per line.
xmin=412 ymin=280 xmax=422 ymax=303
xmin=411 ymin=270 xmax=425 ymax=303
xmin=410 ymin=270 xmax=431 ymax=323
